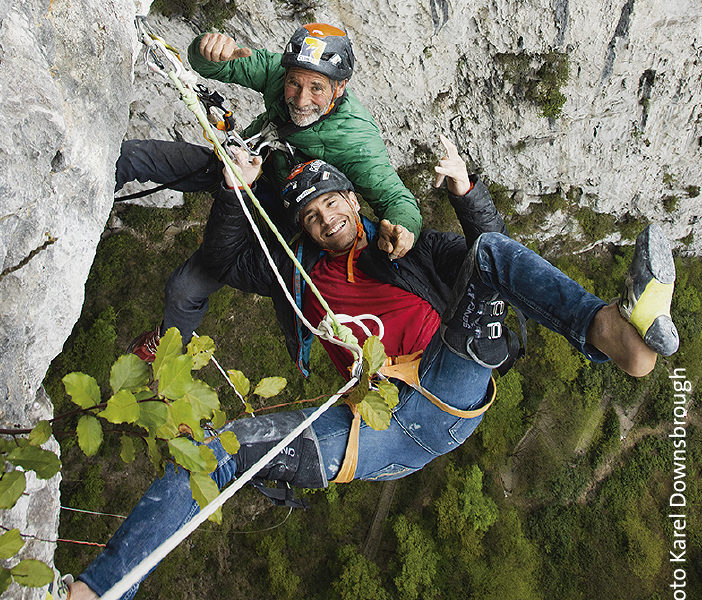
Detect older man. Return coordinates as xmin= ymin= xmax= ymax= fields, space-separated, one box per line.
xmin=52 ymin=138 xmax=678 ymax=599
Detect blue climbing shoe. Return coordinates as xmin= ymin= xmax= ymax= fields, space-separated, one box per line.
xmin=618 ymin=224 xmax=679 ymax=356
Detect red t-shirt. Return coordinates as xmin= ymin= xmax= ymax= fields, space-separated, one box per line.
xmin=303 ymin=250 xmax=441 ymax=377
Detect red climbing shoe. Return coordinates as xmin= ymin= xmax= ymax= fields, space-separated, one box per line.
xmin=127 ymin=328 xmax=161 ymax=363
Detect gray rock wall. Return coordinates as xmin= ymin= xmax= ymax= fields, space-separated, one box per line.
xmin=0 ymin=0 xmax=136 ymax=596
xmin=132 ymin=0 xmax=701 ymax=249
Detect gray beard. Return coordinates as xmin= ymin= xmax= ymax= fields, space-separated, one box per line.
xmin=287 ymin=97 xmax=333 ymax=127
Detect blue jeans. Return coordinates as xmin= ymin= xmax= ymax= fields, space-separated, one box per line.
xmin=78 ymin=232 xmax=608 ymax=597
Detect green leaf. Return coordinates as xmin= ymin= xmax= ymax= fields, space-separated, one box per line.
xmin=0 ymin=529 xmax=24 ymax=559
xmin=253 ymin=376 xmax=287 ymax=398
xmin=6 ymin=446 xmax=61 ymax=480
xmin=189 ymin=472 xmax=222 ymax=524
xmin=363 ymin=336 xmax=387 ymax=375
xmin=358 ymin=390 xmax=391 ymax=430
xmin=110 ymin=354 xmax=150 ymax=394
xmin=377 ymin=380 xmax=400 ymax=410
xmin=98 ymin=390 xmax=140 ymax=424
xmin=145 ymin=436 xmax=164 ymax=478
xmin=10 ymin=559 xmax=53 ymax=587
xmin=136 ymin=400 xmax=169 ymax=433
xmin=133 ymin=387 xmax=156 ymax=401
xmin=211 ymin=409 xmax=226 ymax=429
xmin=120 ymin=435 xmax=136 ymax=464
xmin=198 ymin=445 xmax=218 ymax=473
xmin=218 ymin=431 xmax=240 ymax=455
xmin=226 ymin=369 xmax=250 ymax=397
xmin=76 ymin=415 xmax=103 ymax=457
xmin=0 ymin=471 xmax=26 ymax=509
xmin=158 ymin=354 xmax=194 ymax=400
xmin=62 ymin=372 xmax=100 ymax=408
xmin=27 ymin=420 xmax=52 ymax=447
xmin=153 ymin=327 xmax=183 ymax=379
xmin=0 ymin=568 xmax=11 ymax=595
xmin=182 ymin=380 xmax=219 ymax=421
xmin=186 ymin=335 xmax=215 ymax=370
xmin=169 ymin=399 xmax=204 ymax=442
xmin=244 ymin=401 xmax=254 ymax=415
xmin=168 ymin=437 xmax=209 ymax=472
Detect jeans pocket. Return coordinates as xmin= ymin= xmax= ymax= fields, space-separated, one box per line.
xmin=364 ymin=463 xmax=416 ymax=481
xmin=448 ymin=415 xmax=483 ymax=445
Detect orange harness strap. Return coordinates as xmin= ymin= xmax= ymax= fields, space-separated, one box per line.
xmin=329 ymin=352 xmax=497 ymax=484
xmin=329 ymin=403 xmax=361 ymax=484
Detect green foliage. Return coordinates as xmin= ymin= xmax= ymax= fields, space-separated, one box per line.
xmin=151 ymin=0 xmax=238 ymax=30
xmin=497 ymin=51 xmax=570 ymax=118
xmin=587 ymin=403 xmax=621 ymax=468
xmin=347 ymin=336 xmax=400 ymax=431
xmin=576 ymin=206 xmax=617 ymax=242
xmin=392 ymin=515 xmax=440 ymax=600
xmin=0 ymin=428 xmax=61 ymax=591
xmin=333 ymin=545 xmax=391 ymax=600
xmin=258 ymin=532 xmax=302 ymax=600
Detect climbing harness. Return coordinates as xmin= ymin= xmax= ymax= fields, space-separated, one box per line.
xmin=330 ymin=353 xmax=497 ymax=483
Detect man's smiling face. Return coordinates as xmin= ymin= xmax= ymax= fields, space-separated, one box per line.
xmin=299 ymin=191 xmax=363 ymax=254
xmin=284 ymin=68 xmax=345 ymax=127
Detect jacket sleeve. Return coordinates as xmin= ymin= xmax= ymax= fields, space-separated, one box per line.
xmin=329 ymin=115 xmax=422 ymax=240
xmin=187 ymin=35 xmax=283 ymax=93
xmin=447 ymin=176 xmax=508 ymax=249
xmin=201 ymin=184 xmax=276 ymax=295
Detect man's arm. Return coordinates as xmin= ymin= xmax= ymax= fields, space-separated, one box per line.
xmin=201 ymin=151 xmax=275 ymax=293
xmin=433 ymin=134 xmax=507 ymax=247
xmin=187 ymin=33 xmax=283 ymax=93
xmin=324 ymin=99 xmax=421 ymax=256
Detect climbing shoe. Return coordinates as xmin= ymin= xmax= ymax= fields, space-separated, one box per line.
xmin=46 ymin=569 xmax=73 ymax=599
xmin=127 ymin=328 xmax=161 ymax=363
xmin=618 ymin=224 xmax=679 ymax=356
xmin=440 ymin=252 xmax=515 ymax=370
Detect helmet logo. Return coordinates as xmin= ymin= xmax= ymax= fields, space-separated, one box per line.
xmin=296 ymin=185 xmax=317 ymax=202
xmin=298 ymin=37 xmax=327 ymax=66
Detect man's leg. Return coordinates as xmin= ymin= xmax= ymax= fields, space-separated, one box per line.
xmin=161 ymin=246 xmax=224 ymax=343
xmin=470 ymin=226 xmax=676 ymax=376
xmin=115 ymin=139 xmax=221 ymax=193
xmin=69 ymin=412 xmax=328 ymax=599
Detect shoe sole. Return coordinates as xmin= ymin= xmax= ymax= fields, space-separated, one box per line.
xmin=620 ymin=224 xmax=679 ymax=356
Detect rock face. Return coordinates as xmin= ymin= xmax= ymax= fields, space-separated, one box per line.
xmin=0 ymin=0 xmax=136 ymax=596
xmin=0 ymin=0 xmax=699 ymax=596
xmin=130 ymin=1 xmax=701 ymax=250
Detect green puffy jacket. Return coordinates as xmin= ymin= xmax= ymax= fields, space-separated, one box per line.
xmin=187 ymin=36 xmax=421 ymax=239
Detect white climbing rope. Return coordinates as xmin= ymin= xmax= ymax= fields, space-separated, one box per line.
xmin=98 ymin=374 xmax=359 ymax=600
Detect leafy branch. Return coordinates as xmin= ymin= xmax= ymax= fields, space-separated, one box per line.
xmin=0 ymin=329 xmax=398 ymax=594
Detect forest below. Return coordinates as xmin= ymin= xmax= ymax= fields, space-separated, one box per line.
xmin=45 ymin=157 xmax=701 ymax=599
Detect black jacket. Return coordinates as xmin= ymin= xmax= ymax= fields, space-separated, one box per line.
xmin=201 ymin=177 xmax=506 ymax=376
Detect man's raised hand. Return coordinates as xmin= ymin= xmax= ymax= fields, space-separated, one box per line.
xmin=200 ymin=33 xmax=252 ymax=62
xmin=378 ymin=220 xmax=415 ymax=260
xmin=433 ymin=134 xmax=472 ymax=196
xmin=222 ymin=147 xmax=262 ymax=189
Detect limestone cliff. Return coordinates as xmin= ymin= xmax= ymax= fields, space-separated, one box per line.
xmin=0 ymin=0 xmax=136 ymax=597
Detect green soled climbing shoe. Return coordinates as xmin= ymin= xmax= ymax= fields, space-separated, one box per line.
xmin=618 ymin=224 xmax=679 ymax=356
xmin=46 ymin=569 xmax=73 ymax=599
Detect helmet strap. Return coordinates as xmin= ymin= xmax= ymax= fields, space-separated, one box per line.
xmin=323 ymin=81 xmax=342 ymax=116
xmin=343 ymin=195 xmax=365 ymax=283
